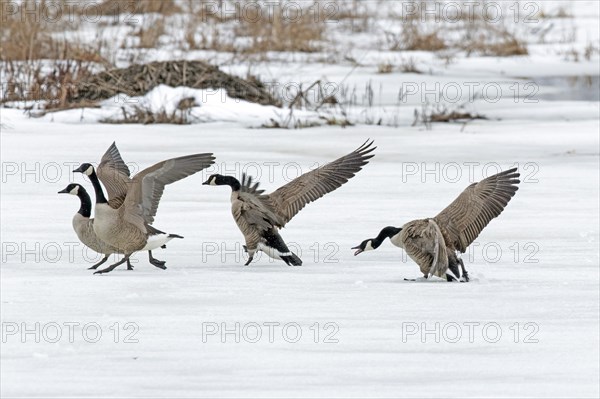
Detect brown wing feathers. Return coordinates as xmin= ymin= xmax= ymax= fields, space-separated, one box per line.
xmin=126 ymin=153 xmax=216 ymax=227
xmin=267 ymin=139 xmax=375 ymax=226
xmin=434 ymin=168 xmax=520 ymax=252
xmin=96 ymin=142 xmax=131 ymax=203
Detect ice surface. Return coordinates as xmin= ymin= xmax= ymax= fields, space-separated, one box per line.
xmin=1 ymin=109 xmax=598 ymax=397
xmin=1 ymin=0 xmax=599 ymax=396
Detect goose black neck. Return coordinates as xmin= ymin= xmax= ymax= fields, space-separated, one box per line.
xmin=76 ymin=189 xmax=92 ymax=217
xmin=88 ymin=171 xmax=108 ymax=204
xmin=223 ymin=176 xmax=241 ymax=192
xmin=374 ymin=226 xmax=402 ymax=245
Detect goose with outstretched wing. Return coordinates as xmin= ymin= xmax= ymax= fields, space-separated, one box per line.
xmin=203 ymin=140 xmax=376 ymax=266
xmin=75 ymin=145 xmax=215 ymax=274
xmin=352 ymin=168 xmax=520 ymax=282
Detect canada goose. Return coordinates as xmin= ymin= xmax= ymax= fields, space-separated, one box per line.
xmin=74 ymin=148 xmax=215 ymax=274
xmin=89 ymin=142 xmax=175 ymax=269
xmin=74 ymin=142 xmax=176 ymax=269
xmin=352 ymin=168 xmax=520 ymax=282
xmin=57 ymin=183 xmax=172 ymax=270
xmin=203 ymin=140 xmax=375 ymax=266
xmin=58 ymin=183 xmax=128 ymax=270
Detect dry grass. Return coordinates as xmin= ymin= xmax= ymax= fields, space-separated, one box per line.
xmin=413 ymin=103 xmax=487 ymax=130
xmin=332 ymin=0 xmax=374 ymax=33
xmin=1 ymin=60 xmax=95 ymax=109
xmin=0 ymin=1 xmax=107 ymax=107
xmin=461 ymin=22 xmax=528 ymax=57
xmin=538 ymin=6 xmax=573 ymax=19
xmin=101 ymin=104 xmax=191 ymax=124
xmin=377 ymin=61 xmax=394 ymax=74
xmin=94 ymin=0 xmax=182 ymax=16
xmin=0 ymin=0 xmax=103 ymax=62
xmin=134 ymin=19 xmax=166 ymax=48
xmin=385 ymin=25 xmax=447 ymax=52
xmin=383 ymin=1 xmax=528 ymax=57
xmin=235 ymin=4 xmax=326 ymax=53
xmin=399 ymin=57 xmax=422 ymax=73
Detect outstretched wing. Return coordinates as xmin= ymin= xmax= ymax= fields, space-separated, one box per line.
xmin=434 ymin=168 xmax=520 ymax=253
xmin=122 ymin=153 xmax=215 ymax=232
xmin=266 ymin=140 xmax=375 ymax=226
xmin=96 ymin=142 xmax=131 ymax=202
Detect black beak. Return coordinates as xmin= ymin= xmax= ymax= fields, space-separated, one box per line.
xmin=202 ymin=180 xmax=210 ymax=185
xmin=73 ymin=165 xmax=86 ymax=173
xmin=351 ymin=246 xmax=363 ymax=256
xmin=58 ymin=188 xmax=69 ymax=194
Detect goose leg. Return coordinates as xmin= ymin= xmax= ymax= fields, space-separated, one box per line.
xmin=94 ymin=256 xmax=129 ymax=275
xmin=244 ymin=255 xmax=254 ymax=266
xmin=88 ymin=255 xmax=109 ymax=270
xmin=446 ymin=266 xmax=461 ymax=282
xmin=445 ymin=254 xmax=466 ymax=282
xmin=148 ymin=251 xmax=167 ymax=270
xmin=458 ymin=258 xmax=469 ymax=282
xmin=127 ymin=259 xmax=134 ymax=270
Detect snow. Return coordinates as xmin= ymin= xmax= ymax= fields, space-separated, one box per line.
xmin=1 ymin=110 xmax=598 ymax=397
xmin=1 ymin=0 xmax=599 ymax=397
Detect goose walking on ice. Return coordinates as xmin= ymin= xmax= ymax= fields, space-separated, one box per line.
xmin=74 ymin=144 xmax=215 ymax=274
xmin=58 ymin=183 xmax=132 ymax=270
xmin=352 ymin=168 xmax=520 ymax=282
xmin=203 ymin=140 xmax=375 ymax=266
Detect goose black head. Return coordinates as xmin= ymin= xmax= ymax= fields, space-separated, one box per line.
xmin=73 ymin=163 xmax=95 ymax=176
xmin=58 ymin=183 xmax=82 ymax=195
xmin=352 ymin=226 xmax=402 ymax=256
xmin=351 ymin=239 xmax=380 ymax=256
xmin=202 ymin=174 xmax=225 ymax=186
xmin=202 ymin=174 xmax=241 ymax=191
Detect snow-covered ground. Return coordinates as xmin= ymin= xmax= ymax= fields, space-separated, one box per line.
xmin=1 ymin=1 xmax=599 ymax=398
xmin=2 ymin=113 xmax=598 ymax=397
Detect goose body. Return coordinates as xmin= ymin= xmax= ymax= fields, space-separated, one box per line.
xmin=59 ymin=182 xmax=180 ymax=270
xmin=71 ymin=212 xmax=116 ymax=255
xmin=353 ymin=168 xmax=521 ymax=281
xmin=204 ymin=140 xmax=376 ymax=266
xmin=75 ymin=143 xmax=215 ymax=274
xmin=231 ymin=185 xmax=301 ymax=266
xmin=58 ymin=183 xmax=123 ymax=269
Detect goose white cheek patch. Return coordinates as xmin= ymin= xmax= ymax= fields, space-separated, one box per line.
xmin=69 ymin=186 xmax=79 ymax=195
xmin=85 ymin=166 xmax=93 ymax=176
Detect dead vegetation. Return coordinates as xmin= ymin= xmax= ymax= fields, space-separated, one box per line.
xmin=0 ymin=0 xmax=101 ymax=62
xmin=377 ymin=62 xmax=394 ymax=74
xmin=383 ymin=1 xmax=529 ymax=57
xmin=2 ymin=60 xmax=280 ymax=117
xmin=101 ymin=104 xmax=192 ymax=125
xmin=93 ymin=0 xmax=182 ymax=16
xmin=134 ymin=19 xmax=166 ymax=48
xmin=235 ymin=5 xmax=326 ymax=53
xmin=332 ymin=0 xmax=373 ymax=33
xmin=377 ymin=57 xmax=422 ymax=74
xmin=537 ymin=6 xmax=573 ymax=19
xmin=1 ymin=60 xmax=96 ymax=109
xmin=413 ymin=103 xmax=487 ymax=130
xmin=68 ymin=60 xmax=279 ymax=106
